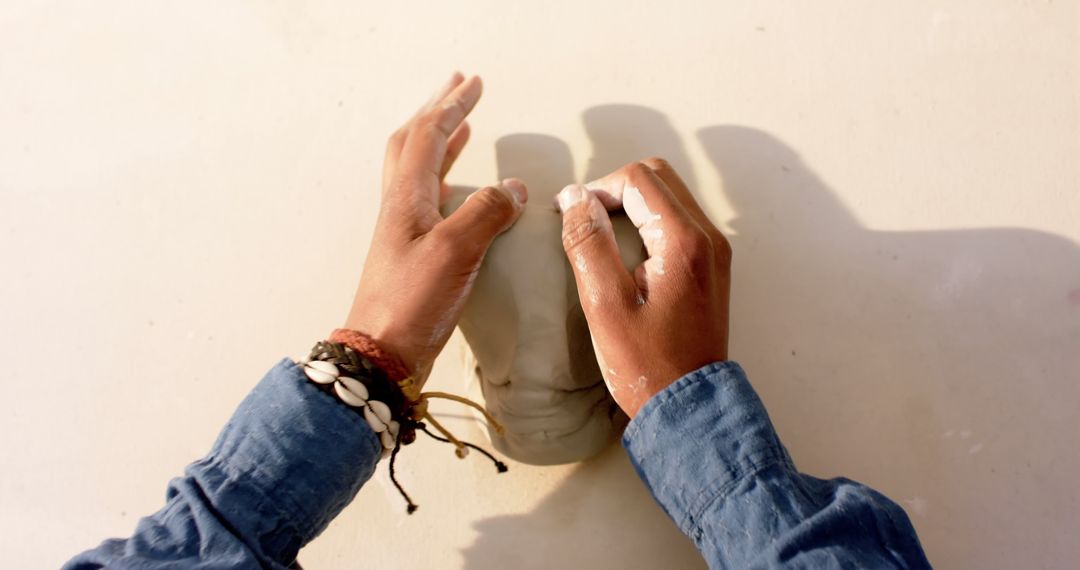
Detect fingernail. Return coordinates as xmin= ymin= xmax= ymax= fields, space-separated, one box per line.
xmin=500 ymin=178 xmax=528 ymax=204
xmin=556 ymin=184 xmax=587 ymax=212
xmin=494 ymin=182 xmax=521 ymax=209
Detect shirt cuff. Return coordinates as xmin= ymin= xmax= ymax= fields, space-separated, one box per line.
xmin=187 ymin=358 xmax=382 ymax=561
xmin=622 ymin=361 xmax=793 ymax=537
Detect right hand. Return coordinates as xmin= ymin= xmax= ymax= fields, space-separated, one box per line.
xmin=345 ymin=73 xmax=528 ymax=381
xmin=556 ymin=158 xmax=732 ymax=418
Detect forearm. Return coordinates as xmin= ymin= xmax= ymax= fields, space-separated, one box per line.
xmin=623 ymin=362 xmax=930 ymax=569
xmin=65 ymin=359 xmax=382 ymax=569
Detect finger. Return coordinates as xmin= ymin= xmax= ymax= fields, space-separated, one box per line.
xmin=556 ymin=184 xmax=639 ymax=312
xmin=640 ymin=157 xmax=717 ymax=233
xmin=437 ymin=178 xmax=527 ymax=253
xmin=581 ymin=163 xmax=710 ymax=289
xmin=641 ymin=157 xmax=733 ymax=266
xmin=419 ymin=71 xmax=466 ymax=117
xmin=440 ymin=121 xmax=471 ymax=180
xmin=383 ymin=72 xmax=465 ymax=193
xmin=396 ymin=76 xmax=484 ymax=206
xmin=584 ymin=162 xmax=699 ymax=244
xmin=578 ymin=161 xmax=678 ymax=215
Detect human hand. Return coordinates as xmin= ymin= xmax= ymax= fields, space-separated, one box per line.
xmin=345 ymin=73 xmax=528 ymax=381
xmin=556 ymin=159 xmax=731 ymax=417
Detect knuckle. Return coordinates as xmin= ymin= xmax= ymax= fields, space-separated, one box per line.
xmin=680 ymin=227 xmax=715 ymax=262
xmin=403 ymin=121 xmax=448 ymax=152
xmin=443 ymin=96 xmax=467 ymax=117
xmin=561 ymin=213 xmax=604 ymax=253
xmin=712 ymin=231 xmax=733 ymax=264
xmin=622 ymin=161 xmax=653 ymax=181
xmin=387 ymin=128 xmax=407 ymax=147
xmin=409 ymin=119 xmax=432 ymax=137
xmin=407 ymin=116 xmax=434 ymax=134
xmin=473 ymin=186 xmax=517 ymax=219
xmin=420 ymin=103 xmax=462 ymax=136
xmin=642 ymin=156 xmax=672 ymax=172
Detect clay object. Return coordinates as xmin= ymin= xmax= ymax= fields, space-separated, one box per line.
xmin=442 ymin=184 xmax=644 ymax=465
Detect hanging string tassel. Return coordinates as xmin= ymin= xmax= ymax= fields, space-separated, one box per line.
xmin=386 ymin=387 xmax=510 ymax=514
xmin=387 ymin=437 xmax=418 ymax=514
xmin=304 ymin=339 xmax=511 ymax=516
xmin=419 ymin=424 xmax=509 ymax=473
xmin=422 ymin=412 xmax=472 ymax=458
xmin=413 ymin=390 xmax=508 ymax=470
xmin=420 ymin=391 xmax=507 ymax=435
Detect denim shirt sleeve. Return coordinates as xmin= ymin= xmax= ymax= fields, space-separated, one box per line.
xmin=623 ymin=361 xmax=932 ymax=569
xmin=64 ymin=358 xmax=382 ymax=569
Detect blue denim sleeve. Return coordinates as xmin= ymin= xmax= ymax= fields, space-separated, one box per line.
xmin=64 ymin=358 xmax=382 ymax=569
xmin=623 ymin=361 xmax=932 ymax=569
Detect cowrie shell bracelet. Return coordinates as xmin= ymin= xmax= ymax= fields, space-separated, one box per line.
xmin=300 ymin=359 xmax=400 ymax=457
xmin=298 ymin=339 xmax=509 ymax=514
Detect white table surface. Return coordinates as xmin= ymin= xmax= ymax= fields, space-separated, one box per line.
xmin=2 ymin=2 xmax=1078 ymax=568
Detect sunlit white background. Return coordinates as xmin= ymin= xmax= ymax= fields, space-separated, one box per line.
xmin=2 ymin=2 xmax=1078 ymax=568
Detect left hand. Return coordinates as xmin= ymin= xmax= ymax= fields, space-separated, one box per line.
xmin=556 ymin=159 xmax=731 ymax=417
xmin=344 ymin=73 xmax=528 ymax=382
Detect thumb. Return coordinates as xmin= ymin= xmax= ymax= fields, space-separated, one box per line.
xmin=557 ymin=184 xmax=639 ymax=313
xmin=440 ymin=178 xmax=528 ymax=247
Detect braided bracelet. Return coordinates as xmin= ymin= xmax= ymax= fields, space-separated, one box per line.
xmin=297 ymin=339 xmax=508 ymax=513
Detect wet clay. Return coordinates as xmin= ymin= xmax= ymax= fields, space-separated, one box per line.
xmin=443 ymin=189 xmax=644 ymax=464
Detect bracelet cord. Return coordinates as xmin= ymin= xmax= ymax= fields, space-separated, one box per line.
xmin=305 ymin=335 xmax=509 ymax=514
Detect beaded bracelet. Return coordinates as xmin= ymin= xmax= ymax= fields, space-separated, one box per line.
xmin=298 ymin=339 xmax=508 ymax=513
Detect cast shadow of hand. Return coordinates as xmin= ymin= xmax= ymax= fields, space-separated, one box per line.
xmin=460 ymin=105 xmax=1080 ymax=570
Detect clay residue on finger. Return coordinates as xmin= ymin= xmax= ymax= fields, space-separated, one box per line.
xmin=622 ymin=185 xmax=668 ymax=279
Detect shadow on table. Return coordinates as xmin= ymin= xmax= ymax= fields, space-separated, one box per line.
xmin=460 ymin=105 xmax=1080 ymax=570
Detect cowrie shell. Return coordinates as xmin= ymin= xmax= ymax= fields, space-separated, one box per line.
xmin=306 ymin=360 xmax=339 ymax=376
xmin=304 ymin=365 xmax=336 ymax=385
xmin=337 ymin=376 xmax=369 ymax=401
xmin=334 ymin=381 xmax=367 ymax=407
xmin=368 ymin=399 xmax=392 ymax=424
xmin=364 ymin=404 xmax=389 ymax=433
